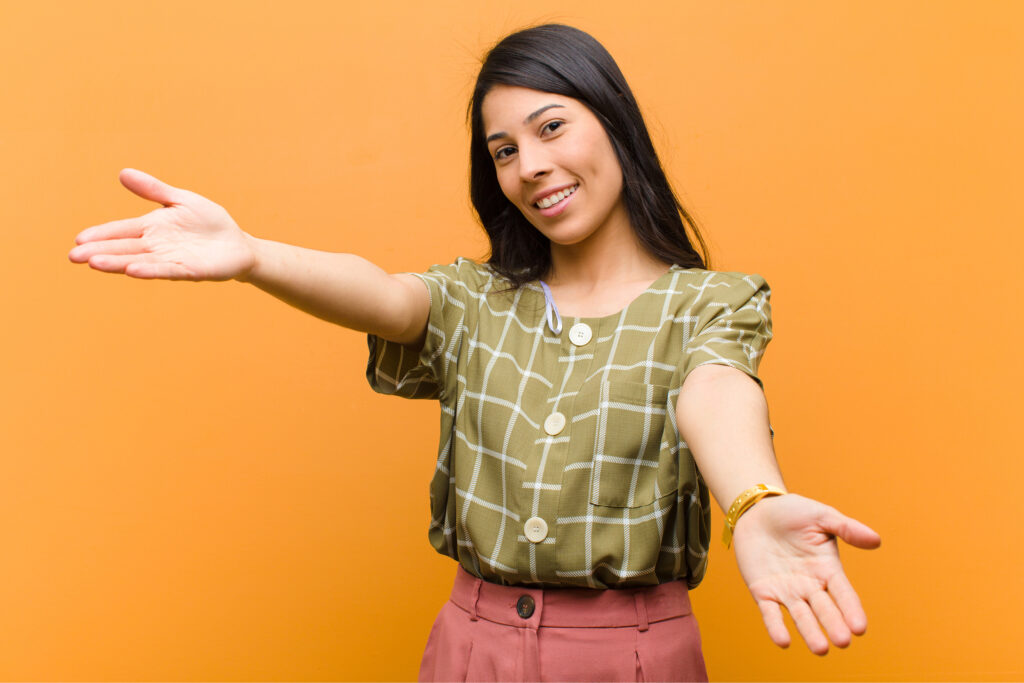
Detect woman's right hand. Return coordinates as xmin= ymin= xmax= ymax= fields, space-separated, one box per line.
xmin=69 ymin=169 xmax=256 ymax=281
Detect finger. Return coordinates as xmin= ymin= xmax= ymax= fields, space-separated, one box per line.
xmin=819 ymin=507 xmax=881 ymax=550
xmin=786 ymin=599 xmax=829 ymax=656
xmin=118 ymin=168 xmax=182 ymax=206
xmin=124 ymin=261 xmax=194 ymax=280
xmin=86 ymin=253 xmax=194 ymax=280
xmin=808 ymin=590 xmax=852 ymax=648
xmin=75 ymin=218 xmax=145 ymax=245
xmin=69 ymin=238 xmax=148 ymax=263
xmin=827 ymin=571 xmax=869 ymax=635
xmin=756 ymin=600 xmax=790 ymax=648
xmin=84 ymin=253 xmax=133 ymax=274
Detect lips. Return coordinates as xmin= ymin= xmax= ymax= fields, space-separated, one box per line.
xmin=532 ymin=184 xmax=579 ymax=209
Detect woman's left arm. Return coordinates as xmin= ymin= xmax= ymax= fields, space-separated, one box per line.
xmin=677 ymin=364 xmax=881 ymax=655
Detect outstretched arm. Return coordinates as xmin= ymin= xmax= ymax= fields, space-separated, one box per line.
xmin=676 ymin=363 xmax=881 ymax=655
xmin=69 ymin=169 xmax=429 ymax=345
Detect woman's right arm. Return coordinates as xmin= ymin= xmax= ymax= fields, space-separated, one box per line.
xmin=69 ymin=169 xmax=429 ymax=346
xmin=238 ymin=240 xmax=429 ymax=345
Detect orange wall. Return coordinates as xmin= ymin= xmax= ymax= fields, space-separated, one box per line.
xmin=2 ymin=1 xmax=1022 ymax=680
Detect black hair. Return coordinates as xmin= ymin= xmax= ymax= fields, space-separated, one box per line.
xmin=469 ymin=24 xmax=709 ymax=287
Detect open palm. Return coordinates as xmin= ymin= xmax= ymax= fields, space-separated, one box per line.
xmin=731 ymin=493 xmax=881 ymax=655
xmin=69 ymin=169 xmax=255 ymax=281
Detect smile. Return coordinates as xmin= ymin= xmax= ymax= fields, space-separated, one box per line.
xmin=534 ymin=184 xmax=579 ymax=209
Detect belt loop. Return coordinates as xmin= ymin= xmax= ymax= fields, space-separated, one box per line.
xmin=634 ymin=591 xmax=649 ymax=632
xmin=469 ymin=577 xmax=482 ymax=621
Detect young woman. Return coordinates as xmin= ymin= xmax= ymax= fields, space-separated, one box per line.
xmin=70 ymin=24 xmax=880 ymax=683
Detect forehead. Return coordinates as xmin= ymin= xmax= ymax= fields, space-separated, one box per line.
xmin=481 ymin=85 xmax=580 ymax=133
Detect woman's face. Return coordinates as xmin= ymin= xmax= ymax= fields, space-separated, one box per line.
xmin=480 ymin=85 xmax=630 ymax=249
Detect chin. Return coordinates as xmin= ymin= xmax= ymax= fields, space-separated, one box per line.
xmin=546 ymin=226 xmax=599 ymax=247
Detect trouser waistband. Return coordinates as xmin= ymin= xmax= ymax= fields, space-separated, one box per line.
xmin=448 ymin=565 xmax=693 ymax=631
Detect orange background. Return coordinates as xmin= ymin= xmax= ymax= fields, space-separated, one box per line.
xmin=2 ymin=1 xmax=1022 ymax=680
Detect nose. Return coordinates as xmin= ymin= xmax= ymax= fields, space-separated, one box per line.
xmin=516 ymin=139 xmax=551 ymax=182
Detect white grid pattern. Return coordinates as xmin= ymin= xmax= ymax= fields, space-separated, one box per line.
xmin=367 ymin=258 xmax=772 ymax=589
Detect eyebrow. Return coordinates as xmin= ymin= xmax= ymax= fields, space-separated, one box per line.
xmin=485 ymin=104 xmax=566 ymax=144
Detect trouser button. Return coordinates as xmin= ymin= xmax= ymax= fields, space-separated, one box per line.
xmin=516 ymin=594 xmax=535 ymax=619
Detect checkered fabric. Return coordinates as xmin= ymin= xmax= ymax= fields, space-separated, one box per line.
xmin=366 ymin=258 xmax=772 ymax=589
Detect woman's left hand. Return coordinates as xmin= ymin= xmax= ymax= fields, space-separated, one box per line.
xmin=731 ymin=493 xmax=881 ymax=655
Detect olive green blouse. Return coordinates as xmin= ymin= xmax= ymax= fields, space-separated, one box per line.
xmin=367 ymin=258 xmax=772 ymax=589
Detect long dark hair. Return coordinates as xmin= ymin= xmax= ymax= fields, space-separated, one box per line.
xmin=469 ymin=24 xmax=709 ymax=287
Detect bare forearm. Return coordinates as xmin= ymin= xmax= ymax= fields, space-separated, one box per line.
xmin=236 ymin=236 xmax=428 ymax=344
xmin=676 ymin=364 xmax=785 ymax=511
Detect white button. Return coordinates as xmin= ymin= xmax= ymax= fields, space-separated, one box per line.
xmin=524 ymin=516 xmax=548 ymax=543
xmin=543 ymin=412 xmax=566 ymax=435
xmin=568 ymin=322 xmax=592 ymax=346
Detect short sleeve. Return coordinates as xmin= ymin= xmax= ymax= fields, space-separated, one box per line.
xmin=365 ymin=258 xmax=483 ymax=401
xmin=679 ymin=272 xmax=773 ymax=390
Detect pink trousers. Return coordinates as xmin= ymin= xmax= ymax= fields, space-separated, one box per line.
xmin=419 ymin=566 xmax=709 ymax=682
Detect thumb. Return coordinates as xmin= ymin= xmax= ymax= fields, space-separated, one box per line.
xmin=119 ymin=168 xmax=182 ymax=206
xmin=820 ymin=506 xmax=882 ymax=550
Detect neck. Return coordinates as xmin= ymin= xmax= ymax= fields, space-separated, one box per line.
xmin=546 ymin=223 xmax=668 ymax=290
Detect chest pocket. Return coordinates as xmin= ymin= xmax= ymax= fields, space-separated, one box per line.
xmin=590 ymin=381 xmax=678 ymax=508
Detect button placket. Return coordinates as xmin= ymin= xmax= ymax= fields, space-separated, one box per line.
xmin=521 ymin=312 xmax=601 ymax=583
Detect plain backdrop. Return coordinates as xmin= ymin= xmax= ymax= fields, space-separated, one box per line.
xmin=1 ymin=1 xmax=1022 ymax=680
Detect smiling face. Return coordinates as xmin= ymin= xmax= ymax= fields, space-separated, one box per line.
xmin=480 ymin=85 xmax=632 ymax=251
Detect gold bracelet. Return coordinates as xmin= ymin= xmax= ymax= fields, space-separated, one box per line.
xmin=722 ymin=484 xmax=787 ymax=549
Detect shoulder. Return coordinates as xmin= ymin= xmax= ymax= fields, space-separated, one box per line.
xmin=672 ymin=267 xmax=768 ymax=290
xmin=668 ymin=267 xmax=770 ymax=304
xmin=414 ymin=258 xmax=492 ymax=296
xmin=653 ymin=268 xmax=772 ymax=327
xmin=414 ymin=258 xmax=519 ymax=312
xmin=418 ymin=257 xmax=503 ymax=290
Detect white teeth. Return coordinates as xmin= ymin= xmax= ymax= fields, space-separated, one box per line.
xmin=536 ymin=185 xmax=578 ymax=209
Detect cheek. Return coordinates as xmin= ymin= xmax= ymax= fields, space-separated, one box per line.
xmin=577 ymin=132 xmax=622 ymax=189
xmin=599 ymin=145 xmax=625 ymax=198
xmin=599 ymin=140 xmax=623 ymax=184
xmin=494 ymin=167 xmax=521 ymax=204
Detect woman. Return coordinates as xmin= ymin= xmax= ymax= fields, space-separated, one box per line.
xmin=70 ymin=24 xmax=879 ymax=682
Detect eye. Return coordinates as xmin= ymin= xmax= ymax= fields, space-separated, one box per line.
xmin=541 ymin=120 xmax=564 ymax=135
xmin=493 ymin=145 xmax=516 ymax=161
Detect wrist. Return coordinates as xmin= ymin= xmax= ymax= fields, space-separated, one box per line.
xmin=233 ymin=234 xmax=265 ymax=284
xmin=722 ymin=483 xmax=787 ymax=549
